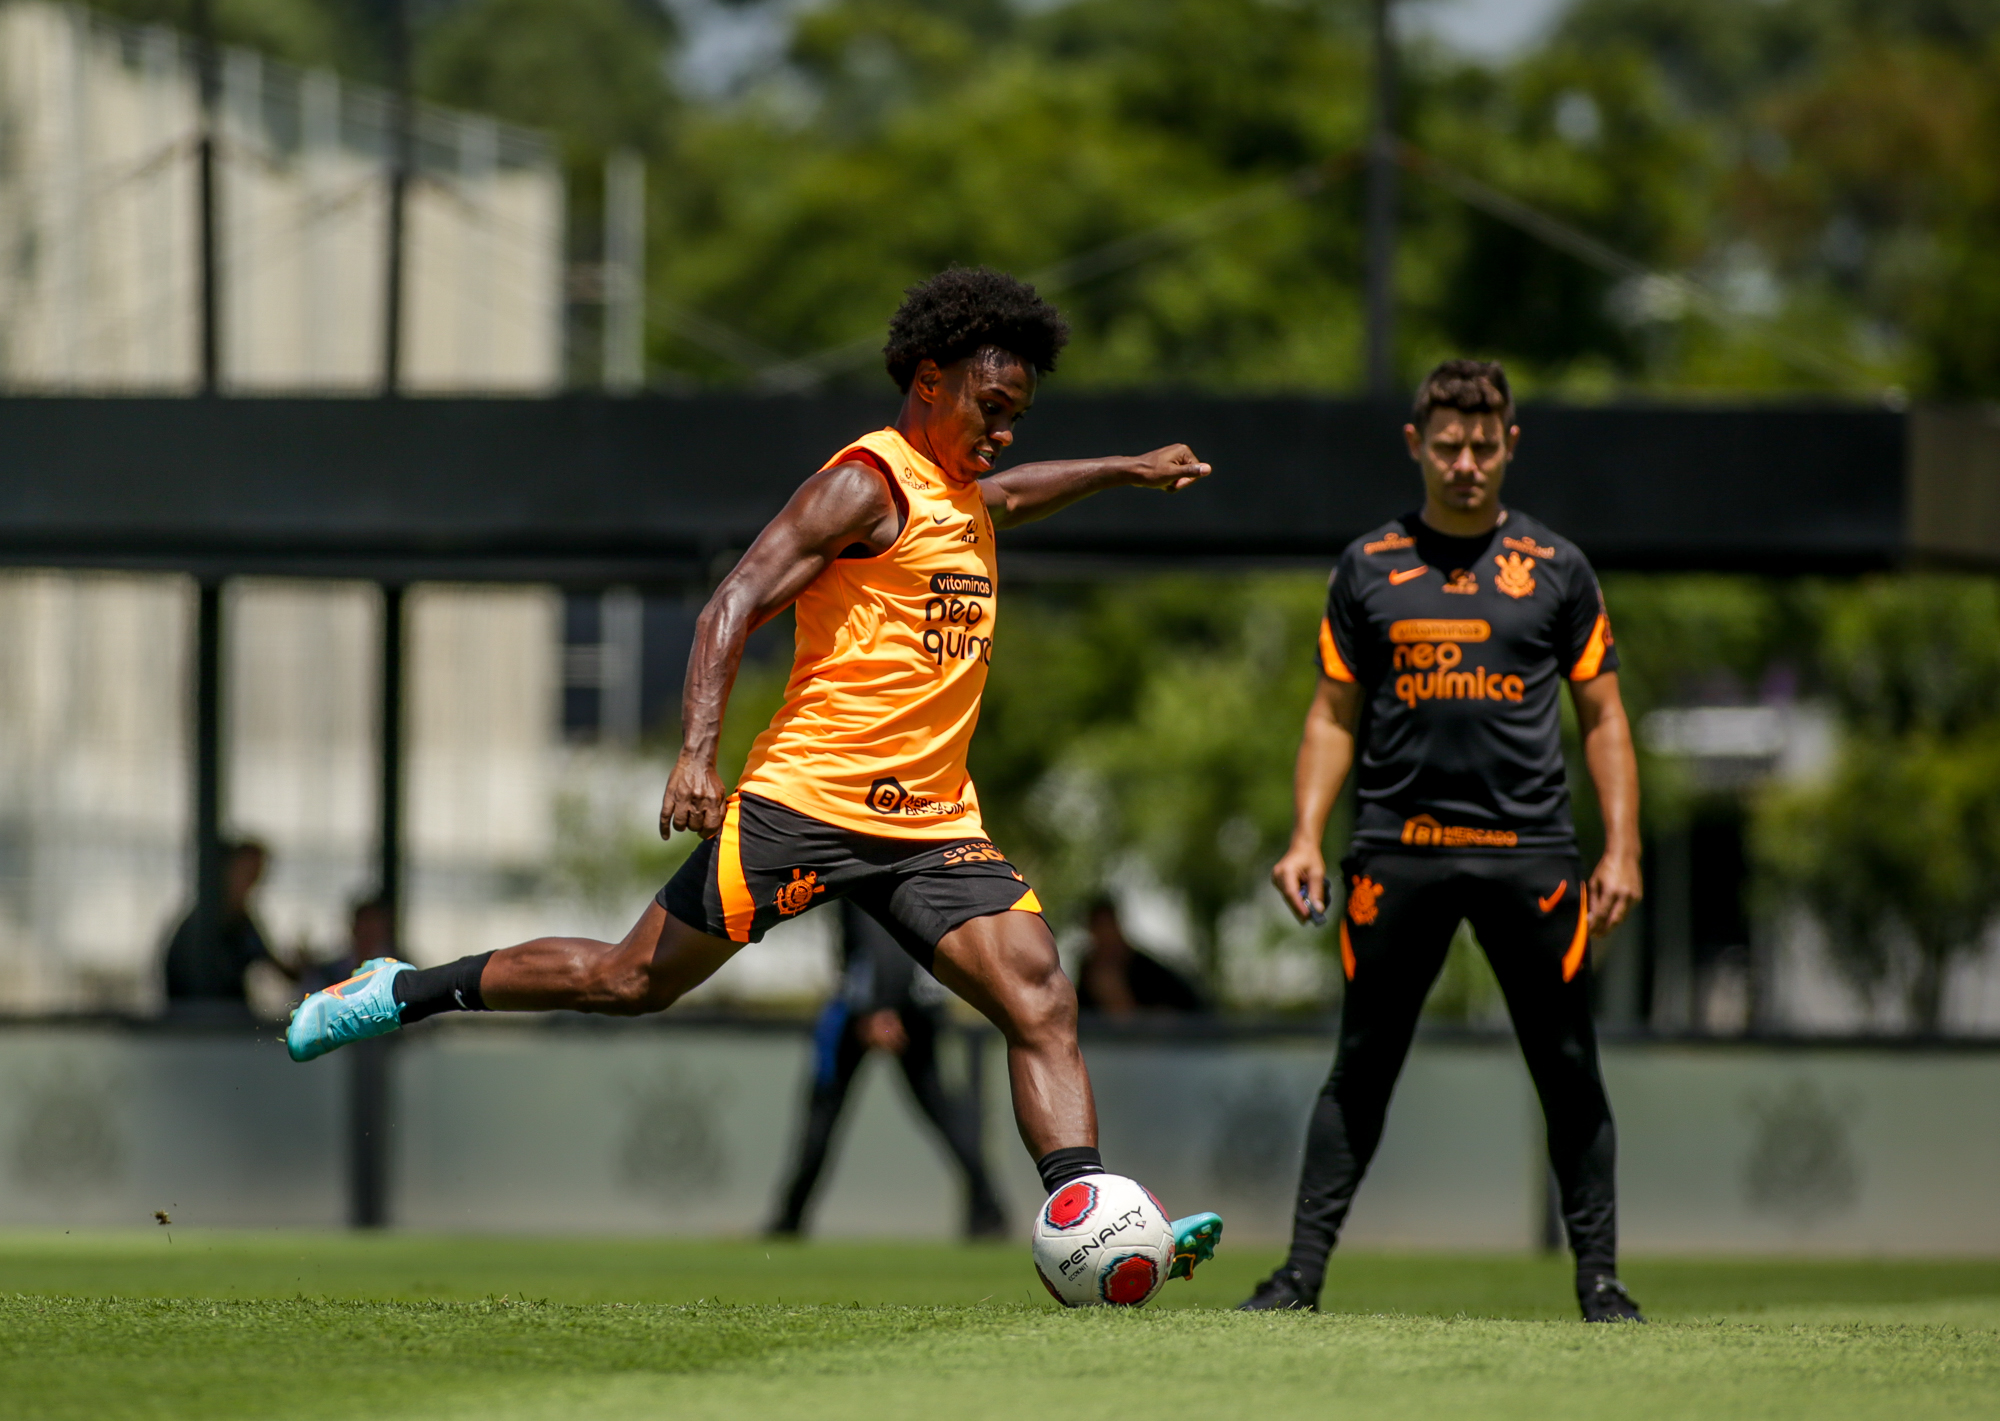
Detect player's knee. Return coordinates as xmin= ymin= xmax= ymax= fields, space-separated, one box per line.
xmin=584 ymin=942 xmax=665 ymax=1015
xmin=996 ymin=952 xmax=1075 ymax=1046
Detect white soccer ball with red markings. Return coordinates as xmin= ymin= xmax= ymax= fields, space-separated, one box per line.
xmin=1031 ymin=1173 xmax=1176 ymax=1308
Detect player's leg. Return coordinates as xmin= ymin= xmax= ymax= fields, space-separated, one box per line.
xmin=892 ymin=1005 xmax=1008 ymax=1237
xmin=476 ymin=901 xmax=736 ymax=1012
xmin=1242 ymin=852 xmax=1462 ymax=1310
xmin=1468 ymin=857 xmax=1640 ymax=1322
xmin=287 ymin=896 xmax=739 ymax=1059
xmin=768 ymin=1002 xmax=871 ymax=1236
xmin=927 ymin=905 xmax=1221 ymax=1273
xmin=927 ymin=906 xmax=1095 ymax=1162
xmin=860 ymin=846 xmax=1220 ymax=1275
xmin=288 ymin=816 xmax=761 ymax=1060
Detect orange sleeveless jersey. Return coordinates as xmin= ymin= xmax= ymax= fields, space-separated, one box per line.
xmin=734 ymin=427 xmax=999 ymax=839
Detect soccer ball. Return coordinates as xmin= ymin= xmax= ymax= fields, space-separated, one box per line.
xmin=1031 ymin=1173 xmax=1176 ymax=1308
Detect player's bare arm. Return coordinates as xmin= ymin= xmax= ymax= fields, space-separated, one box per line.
xmin=1571 ymin=670 xmax=1643 ymax=936
xmin=660 ymin=462 xmax=901 ymax=840
xmin=895 ymin=343 xmax=1210 ymax=527
xmin=1271 ymin=675 xmax=1363 ymax=923
xmin=983 ymin=445 xmax=1212 ymax=528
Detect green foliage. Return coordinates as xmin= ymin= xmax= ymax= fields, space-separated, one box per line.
xmin=81 ymin=0 xmax=2000 ymax=396
xmin=653 ymin=0 xmax=1372 ymax=389
xmin=1749 ymin=576 xmax=2000 ymax=1026
xmin=1756 ymin=727 xmax=2000 ymax=1027
xmin=416 ymin=0 xmax=676 ymax=169
xmin=971 ymin=573 xmax=1328 ymax=972
xmin=82 ymin=0 xmax=374 ymax=74
xmin=1813 ymin=576 xmax=2000 ymax=735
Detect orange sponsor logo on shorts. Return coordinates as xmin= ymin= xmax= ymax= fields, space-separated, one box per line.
xmin=1347 ymin=875 xmax=1384 ymax=926
xmin=774 ymin=868 xmax=827 ymax=916
xmin=942 ymin=840 xmax=1008 ymax=867
xmin=1401 ymin=815 xmax=1520 ymax=849
xmin=1538 ymin=880 xmax=1568 ymax=914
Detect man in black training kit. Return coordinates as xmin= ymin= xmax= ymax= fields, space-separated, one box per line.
xmin=768 ymin=900 xmax=1007 ymax=1238
xmin=1243 ymin=360 xmax=1645 ymax=1322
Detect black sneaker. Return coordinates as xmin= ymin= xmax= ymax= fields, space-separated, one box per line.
xmin=1237 ymin=1266 xmax=1318 ymax=1312
xmin=1578 ymin=1273 xmax=1645 ymax=1322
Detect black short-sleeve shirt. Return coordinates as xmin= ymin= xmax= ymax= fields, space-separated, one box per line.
xmin=1318 ymin=509 xmax=1617 ymax=853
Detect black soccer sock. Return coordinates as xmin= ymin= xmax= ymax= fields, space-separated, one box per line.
xmin=391 ymin=952 xmax=494 ymax=1024
xmin=1036 ymin=1146 xmax=1104 ymax=1195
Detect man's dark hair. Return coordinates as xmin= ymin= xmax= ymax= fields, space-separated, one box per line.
xmin=1411 ymin=358 xmax=1513 ymax=428
xmin=883 ymin=267 xmax=1070 ymax=393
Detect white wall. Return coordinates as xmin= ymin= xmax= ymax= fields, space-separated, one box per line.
xmin=3 ymin=1025 xmax=1995 ymax=1255
xmin=0 ymin=2 xmax=563 ymax=393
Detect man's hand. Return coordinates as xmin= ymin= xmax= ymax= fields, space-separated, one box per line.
xmin=660 ymin=754 xmax=728 ymax=840
xmin=1587 ymin=850 xmax=1642 ymax=938
xmin=1271 ymin=841 xmax=1329 ymax=926
xmin=1129 ymin=444 xmax=1212 ymax=493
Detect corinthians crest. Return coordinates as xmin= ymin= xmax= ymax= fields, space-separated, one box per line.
xmin=1493 ymin=551 xmax=1537 ymax=599
xmin=1347 ymin=875 xmax=1384 ymax=925
xmin=774 ymin=868 xmax=827 ymax=916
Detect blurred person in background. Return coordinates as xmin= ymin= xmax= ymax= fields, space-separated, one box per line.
xmin=295 ymin=895 xmax=395 ymax=996
xmin=1247 ymin=360 xmax=1644 ymax=1323
xmin=162 ymin=839 xmax=287 ymax=1009
xmin=768 ymin=899 xmax=1007 ymax=1239
xmin=1075 ymin=898 xmax=1205 ymax=1017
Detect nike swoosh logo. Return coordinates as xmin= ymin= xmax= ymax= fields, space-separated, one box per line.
xmin=932 ymin=513 xmax=951 ymax=524
xmin=1539 ymin=881 xmax=1568 ymax=914
xmin=1389 ymin=565 xmax=1429 ymax=585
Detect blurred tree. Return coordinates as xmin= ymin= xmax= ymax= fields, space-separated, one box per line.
xmin=652 ymin=0 xmax=1372 ymax=389
xmin=82 ymin=0 xmax=373 ymax=72
xmin=1406 ymin=40 xmax=1718 ymax=385
xmin=1751 ymin=577 xmax=2000 ymax=1028
xmin=416 ymin=0 xmax=676 ymax=168
xmin=970 ymin=572 xmax=1327 ymax=978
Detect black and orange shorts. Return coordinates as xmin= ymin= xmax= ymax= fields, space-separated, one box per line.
xmin=657 ymin=792 xmax=1044 ymax=969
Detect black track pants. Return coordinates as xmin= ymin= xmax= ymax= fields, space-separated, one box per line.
xmin=770 ymin=1004 xmax=1004 ymax=1235
xmin=1283 ymin=851 xmax=1618 ymax=1287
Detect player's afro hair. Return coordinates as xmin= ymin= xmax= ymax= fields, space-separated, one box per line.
xmin=1412 ymin=358 xmax=1513 ymax=427
xmin=883 ymin=267 xmax=1070 ymax=393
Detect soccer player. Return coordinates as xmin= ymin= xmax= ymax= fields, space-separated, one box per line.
xmin=286 ymin=268 xmax=1223 ymax=1280
xmin=1242 ymin=359 xmax=1644 ymax=1322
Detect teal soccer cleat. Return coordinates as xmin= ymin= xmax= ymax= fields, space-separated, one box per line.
xmin=286 ymin=957 xmax=412 ymax=1062
xmin=1169 ymin=1211 xmax=1223 ymax=1281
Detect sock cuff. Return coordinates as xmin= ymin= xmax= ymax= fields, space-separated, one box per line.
xmin=1036 ymin=1146 xmax=1104 ymax=1195
xmin=392 ymin=951 xmax=493 ymax=1024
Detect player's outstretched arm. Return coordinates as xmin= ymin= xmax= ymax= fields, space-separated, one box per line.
xmin=660 ymin=462 xmax=901 ymax=839
xmin=980 ymin=444 xmax=1211 ymax=529
xmin=1572 ymin=671 xmax=1642 ymax=936
xmin=1271 ymin=675 xmax=1362 ymax=923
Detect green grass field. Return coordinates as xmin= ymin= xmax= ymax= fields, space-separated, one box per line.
xmin=3 ymin=1234 xmax=1996 ymax=1420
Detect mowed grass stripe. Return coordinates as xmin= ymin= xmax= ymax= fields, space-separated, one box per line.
xmin=4 ymin=1233 xmax=1998 ymax=1316
xmin=2 ymin=1238 xmax=1997 ymax=1420
xmin=5 ymin=1298 xmax=1997 ymax=1421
